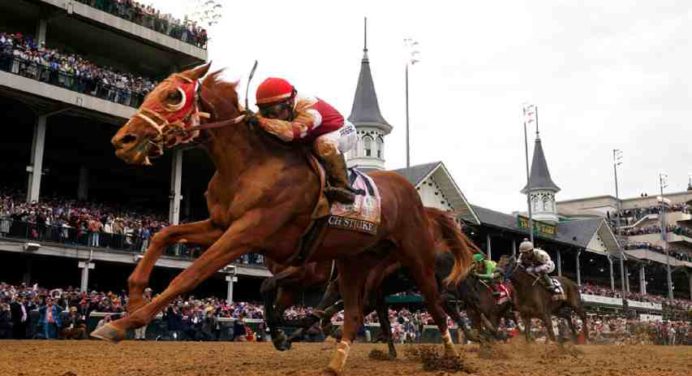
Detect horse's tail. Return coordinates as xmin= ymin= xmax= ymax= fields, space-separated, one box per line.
xmin=424 ymin=207 xmax=479 ymax=286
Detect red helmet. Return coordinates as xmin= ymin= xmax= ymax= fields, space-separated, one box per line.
xmin=256 ymin=77 xmax=295 ymax=106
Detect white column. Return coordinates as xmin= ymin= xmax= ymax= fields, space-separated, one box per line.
xmin=486 ymin=234 xmax=492 ymax=260
xmin=226 ymin=274 xmax=237 ymax=304
xmin=511 ymin=241 xmax=517 ymax=257
xmin=36 ymin=18 xmax=47 ymax=46
xmin=26 ymin=115 xmax=47 ymax=203
xmin=607 ymin=256 xmax=615 ymax=291
xmin=168 ymin=149 xmax=183 ymax=225
xmin=556 ymin=249 xmax=562 ymax=276
xmin=224 ymin=265 xmax=237 ymax=304
xmin=77 ymin=166 xmax=89 ymax=200
xmin=639 ymin=264 xmax=647 ymax=295
xmin=78 ymin=260 xmax=95 ymax=292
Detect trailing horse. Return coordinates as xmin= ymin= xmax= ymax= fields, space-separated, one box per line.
xmin=91 ymin=63 xmax=472 ymax=375
xmin=498 ymin=255 xmax=588 ymax=343
xmin=262 ymin=207 xmax=483 ymax=357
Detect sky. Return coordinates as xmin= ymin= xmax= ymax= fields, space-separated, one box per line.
xmin=154 ymin=0 xmax=692 ymax=213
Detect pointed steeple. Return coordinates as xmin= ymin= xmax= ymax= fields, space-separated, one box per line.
xmin=521 ymin=131 xmax=560 ymax=194
xmin=348 ymin=18 xmax=391 ymax=133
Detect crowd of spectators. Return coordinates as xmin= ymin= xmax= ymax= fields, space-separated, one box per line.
xmin=611 ymin=202 xmax=690 ymax=226
xmin=624 ymin=242 xmax=691 ymax=262
xmin=0 ymin=32 xmax=157 ymax=108
xmin=75 ymin=0 xmax=208 ymax=48
xmin=0 ymin=282 xmax=268 ymax=341
xmin=620 ymin=223 xmax=692 ymax=239
xmin=523 ymin=315 xmax=690 ymax=345
xmin=1 ymin=281 xmax=690 ymax=345
xmin=579 ymin=282 xmax=692 ymax=311
xmin=0 ymin=188 xmax=265 ymax=265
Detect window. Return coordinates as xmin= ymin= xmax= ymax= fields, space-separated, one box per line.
xmin=363 ymin=135 xmax=373 ymax=157
xmin=377 ymin=136 xmax=384 ymax=159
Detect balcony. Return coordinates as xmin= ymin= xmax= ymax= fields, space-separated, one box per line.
xmin=0 ymin=62 xmax=135 ymax=121
xmin=0 ymin=220 xmax=271 ymax=277
xmin=37 ymin=0 xmax=207 ymax=60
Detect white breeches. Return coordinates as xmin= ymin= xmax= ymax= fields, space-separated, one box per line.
xmin=314 ymin=121 xmax=357 ymax=155
xmin=527 ymin=261 xmax=555 ymax=274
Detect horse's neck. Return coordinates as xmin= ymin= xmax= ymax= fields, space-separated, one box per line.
xmin=510 ymin=270 xmax=535 ymax=295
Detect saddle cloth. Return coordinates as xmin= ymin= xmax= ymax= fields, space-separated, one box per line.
xmin=495 ymin=282 xmax=511 ymax=305
xmin=326 ymin=169 xmax=381 ymax=235
xmin=551 ymin=278 xmax=566 ymax=301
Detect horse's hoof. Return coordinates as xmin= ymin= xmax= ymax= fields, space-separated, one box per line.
xmin=273 ymin=340 xmax=292 ymax=351
xmin=90 ymin=323 xmax=126 ymax=343
xmin=321 ymin=367 xmax=340 ymax=376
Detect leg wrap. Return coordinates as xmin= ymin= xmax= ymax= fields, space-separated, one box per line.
xmin=327 ymin=340 xmax=351 ymax=374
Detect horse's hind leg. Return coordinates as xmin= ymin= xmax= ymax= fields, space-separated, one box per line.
xmin=269 ymin=286 xmax=297 ymax=351
xmin=521 ymin=313 xmax=533 ymax=342
xmin=373 ymin=292 xmax=397 ymax=358
xmin=543 ymin=314 xmax=556 ymax=342
xmin=403 ymin=252 xmax=456 ymax=356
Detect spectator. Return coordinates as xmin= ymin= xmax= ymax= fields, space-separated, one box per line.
xmin=38 ymin=297 xmax=62 ymax=339
xmin=10 ymin=295 xmax=29 ymax=339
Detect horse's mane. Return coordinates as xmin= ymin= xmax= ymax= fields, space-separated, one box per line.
xmin=200 ymin=69 xmax=241 ymax=118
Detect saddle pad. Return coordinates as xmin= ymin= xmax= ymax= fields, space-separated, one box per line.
xmin=327 ymin=169 xmax=381 ymax=235
xmin=551 ymin=278 xmax=566 ymax=301
xmin=495 ymin=282 xmax=511 ymax=305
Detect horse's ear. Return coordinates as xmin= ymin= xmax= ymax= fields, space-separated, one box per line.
xmin=185 ymin=61 xmax=212 ymax=80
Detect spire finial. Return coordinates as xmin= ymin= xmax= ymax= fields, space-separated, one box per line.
xmin=534 ymin=105 xmax=540 ymax=139
xmin=363 ymin=17 xmax=368 ymax=53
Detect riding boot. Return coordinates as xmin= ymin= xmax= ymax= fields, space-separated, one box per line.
xmin=322 ymin=153 xmax=357 ymax=204
xmin=540 ymin=274 xmax=558 ymax=294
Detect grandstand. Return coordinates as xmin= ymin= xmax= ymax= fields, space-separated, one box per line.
xmin=0 ymin=0 xmax=270 ymax=300
xmin=0 ymin=0 xmax=689 ymax=330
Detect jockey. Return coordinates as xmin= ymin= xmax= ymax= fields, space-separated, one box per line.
xmin=252 ymin=77 xmax=358 ymax=204
xmin=518 ymin=239 xmax=559 ymax=294
xmin=472 ymin=253 xmax=501 ymax=296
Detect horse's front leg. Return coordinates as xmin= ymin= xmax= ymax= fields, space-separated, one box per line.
xmin=269 ymin=287 xmax=297 ymax=351
xmin=127 ymin=219 xmax=223 ymax=314
xmin=92 ymin=209 xmax=285 ymax=342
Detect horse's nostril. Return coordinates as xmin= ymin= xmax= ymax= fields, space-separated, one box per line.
xmin=120 ymin=134 xmax=137 ymax=145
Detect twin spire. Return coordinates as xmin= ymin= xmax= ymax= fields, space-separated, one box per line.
xmin=348 ymin=17 xmax=391 ymax=133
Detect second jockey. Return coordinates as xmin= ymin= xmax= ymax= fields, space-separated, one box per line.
xmin=252 ymin=77 xmax=358 ymax=204
xmin=518 ymin=239 xmax=560 ymax=294
xmin=472 ymin=253 xmax=501 ymax=296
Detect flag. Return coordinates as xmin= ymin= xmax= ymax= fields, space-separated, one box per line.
xmin=523 ymin=104 xmax=536 ymax=124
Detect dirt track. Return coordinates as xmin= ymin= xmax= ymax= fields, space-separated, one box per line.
xmin=1 ymin=340 xmax=690 ymax=376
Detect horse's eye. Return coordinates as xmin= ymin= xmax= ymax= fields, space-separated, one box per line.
xmin=168 ymin=90 xmax=183 ymax=103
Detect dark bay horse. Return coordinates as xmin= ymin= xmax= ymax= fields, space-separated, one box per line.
xmin=91 ymin=63 xmax=472 ymax=374
xmin=498 ymin=255 xmax=588 ymax=343
xmin=263 ymin=208 xmax=483 ymax=357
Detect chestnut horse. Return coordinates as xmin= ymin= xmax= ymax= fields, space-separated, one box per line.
xmin=91 ymin=63 xmax=472 ymax=374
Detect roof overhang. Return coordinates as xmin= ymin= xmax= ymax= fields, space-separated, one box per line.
xmin=414 ymin=162 xmax=480 ymax=225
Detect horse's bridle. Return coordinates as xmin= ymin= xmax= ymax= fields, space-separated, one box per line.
xmin=134 ymin=74 xmax=247 ymax=148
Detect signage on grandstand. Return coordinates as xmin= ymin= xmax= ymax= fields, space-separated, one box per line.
xmin=627 ymin=299 xmax=662 ymax=311
xmin=639 ymin=314 xmax=662 ymax=322
xmin=517 ymin=216 xmax=557 ymax=238
xmin=581 ymin=294 xmax=623 ymax=306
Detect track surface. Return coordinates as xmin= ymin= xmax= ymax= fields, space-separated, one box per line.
xmin=1 ymin=340 xmax=690 ymax=376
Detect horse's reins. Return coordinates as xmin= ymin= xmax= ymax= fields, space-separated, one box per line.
xmin=136 ymin=61 xmax=260 ymax=147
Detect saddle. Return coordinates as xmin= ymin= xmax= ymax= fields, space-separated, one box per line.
xmin=285 ymin=155 xmax=382 ymax=265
